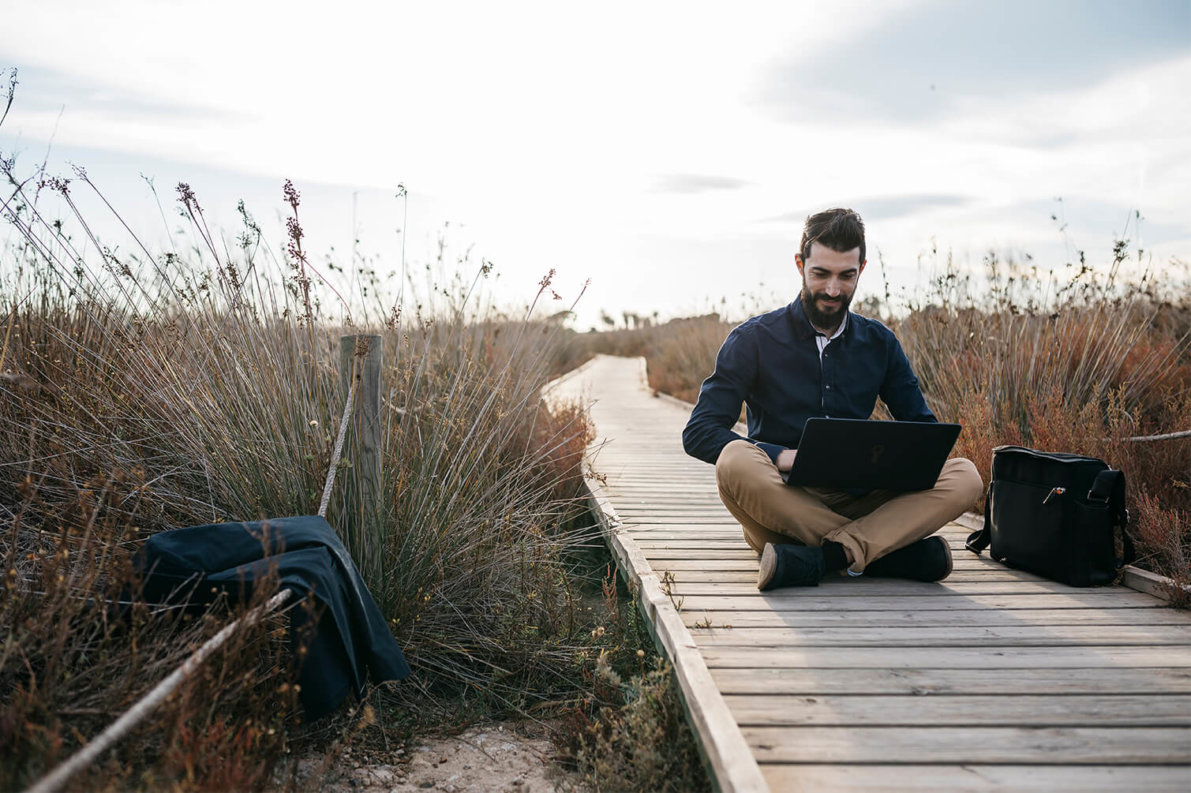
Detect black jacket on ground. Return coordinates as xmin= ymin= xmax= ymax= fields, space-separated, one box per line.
xmin=136 ymin=515 xmax=410 ymax=720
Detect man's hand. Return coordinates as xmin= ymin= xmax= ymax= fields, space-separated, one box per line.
xmin=776 ymin=449 xmax=797 ymax=472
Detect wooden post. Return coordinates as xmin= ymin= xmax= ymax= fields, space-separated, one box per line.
xmin=338 ymin=335 xmax=383 ymax=559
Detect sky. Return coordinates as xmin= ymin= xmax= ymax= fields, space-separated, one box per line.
xmin=1 ymin=0 xmax=1189 ymax=329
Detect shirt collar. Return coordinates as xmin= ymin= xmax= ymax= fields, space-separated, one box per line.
xmin=821 ymin=312 xmax=848 ymax=341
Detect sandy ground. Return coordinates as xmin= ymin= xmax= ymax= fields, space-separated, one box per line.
xmin=318 ymin=721 xmax=587 ymax=793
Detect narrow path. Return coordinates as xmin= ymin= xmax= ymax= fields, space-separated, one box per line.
xmin=548 ymin=355 xmax=1191 ymax=792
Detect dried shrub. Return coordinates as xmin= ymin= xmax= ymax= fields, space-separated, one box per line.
xmin=0 ymin=153 xmax=602 ymax=787
xmin=553 ymin=567 xmax=710 ymax=793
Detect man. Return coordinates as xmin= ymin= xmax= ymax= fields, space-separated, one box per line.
xmin=682 ymin=208 xmax=983 ymax=590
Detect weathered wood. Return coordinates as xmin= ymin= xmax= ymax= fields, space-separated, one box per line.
xmin=701 ymin=645 xmax=1191 ymax=669
xmin=691 ymin=623 xmax=1191 ymax=647
xmin=1123 ymin=564 xmax=1191 ymax=602
xmin=676 ymin=591 xmax=1164 ymax=611
xmin=624 ymin=526 xmax=746 ymax=534
xmin=743 ymin=726 xmax=1191 ymax=764
xmin=337 ymin=334 xmax=383 ymax=567
xmin=652 ymin=569 xmax=1048 ymax=584
xmin=725 ymin=693 xmax=1191 ymax=726
xmin=712 ymin=666 xmax=1191 ymax=696
xmin=664 ymin=579 xmax=1127 ymax=595
xmin=684 ymin=607 xmax=1189 ymax=629
xmin=761 ymin=764 xmax=1191 ymax=792
xmin=546 ymin=355 xmax=1191 ymax=792
xmin=644 ymin=557 xmax=1022 ymax=574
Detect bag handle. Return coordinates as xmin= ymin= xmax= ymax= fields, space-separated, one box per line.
xmin=966 ymin=490 xmax=992 ymax=555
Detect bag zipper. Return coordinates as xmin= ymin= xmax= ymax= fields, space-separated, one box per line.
xmin=1042 ymin=487 xmax=1066 ymax=505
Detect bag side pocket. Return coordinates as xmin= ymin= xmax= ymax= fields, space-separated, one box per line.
xmin=1069 ymin=499 xmax=1115 ymax=586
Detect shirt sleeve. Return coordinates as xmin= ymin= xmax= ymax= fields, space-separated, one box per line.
xmin=683 ymin=325 xmax=776 ymax=464
xmin=880 ymin=336 xmax=937 ymax=423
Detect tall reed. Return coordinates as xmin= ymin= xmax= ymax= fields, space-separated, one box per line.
xmin=1 ymin=150 xmax=599 ymax=787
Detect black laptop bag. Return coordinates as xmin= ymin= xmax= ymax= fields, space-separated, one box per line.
xmin=965 ymin=445 xmax=1134 ymax=587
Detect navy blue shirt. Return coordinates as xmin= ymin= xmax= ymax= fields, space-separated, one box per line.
xmin=682 ymin=296 xmax=935 ymax=465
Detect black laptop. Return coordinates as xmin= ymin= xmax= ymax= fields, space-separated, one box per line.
xmin=786 ymin=417 xmax=961 ymax=491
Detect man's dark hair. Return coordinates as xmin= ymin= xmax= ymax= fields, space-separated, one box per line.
xmin=799 ymin=207 xmax=866 ymax=265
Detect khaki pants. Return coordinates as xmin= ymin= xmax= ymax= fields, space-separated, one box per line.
xmin=715 ymin=439 xmax=984 ymax=573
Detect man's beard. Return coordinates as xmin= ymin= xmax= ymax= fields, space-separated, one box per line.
xmin=801 ymin=283 xmax=851 ymax=330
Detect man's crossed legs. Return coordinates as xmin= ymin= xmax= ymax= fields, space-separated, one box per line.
xmin=715 ymin=439 xmax=984 ymax=589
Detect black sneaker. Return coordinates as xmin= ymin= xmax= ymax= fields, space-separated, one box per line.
xmin=757 ymin=543 xmax=825 ymax=591
xmin=866 ymin=535 xmax=953 ymax=582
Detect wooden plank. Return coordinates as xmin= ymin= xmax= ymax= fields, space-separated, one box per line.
xmin=652 ymin=569 xmax=1054 ymax=584
xmin=640 ymin=547 xmax=1019 ymax=559
xmin=761 ymin=764 xmax=1191 ymax=792
xmin=664 ymin=579 xmax=1133 ymax=595
xmin=610 ymin=495 xmax=728 ymax=502
xmin=602 ymin=486 xmax=722 ymax=494
xmin=677 ymin=592 xmax=1164 ymax=611
xmin=712 ymin=666 xmax=1191 ymax=696
xmin=623 ymin=528 xmax=745 ymax=537
xmin=619 ymin=521 xmax=744 ymax=530
xmin=634 ymin=541 xmax=763 ymax=550
xmin=683 ymin=608 xmax=1189 ymax=629
xmin=701 ymin=645 xmax=1191 ymax=669
xmin=616 ymin=516 xmax=748 ymax=524
xmin=691 ymin=624 xmax=1191 ymax=647
xmin=636 ymin=546 xmax=1002 ymax=560
xmin=652 ymin=569 xmax=1044 ymax=583
xmin=725 ymin=694 xmax=1191 ymax=726
xmin=1123 ymin=564 xmax=1191 ymax=603
xmin=743 ymin=726 xmax=1191 ymax=764
xmin=616 ymin=511 xmax=738 ymax=519
xmin=610 ymin=491 xmax=715 ymax=497
xmin=645 ymin=562 xmax=1049 ymax=578
xmin=640 ymin=559 xmax=1044 ymax=576
xmin=608 ymin=500 xmax=727 ymax=508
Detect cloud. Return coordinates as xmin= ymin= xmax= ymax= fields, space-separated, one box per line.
xmin=757 ymin=0 xmax=1191 ymax=123
xmin=650 ymin=174 xmax=750 ymax=194
xmin=854 ymin=194 xmax=972 ymax=221
xmin=0 ymin=62 xmax=244 ymax=123
xmin=762 ymin=194 xmax=972 ymax=225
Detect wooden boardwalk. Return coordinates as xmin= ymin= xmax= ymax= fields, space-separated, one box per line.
xmin=548 ymin=355 xmax=1191 ymax=792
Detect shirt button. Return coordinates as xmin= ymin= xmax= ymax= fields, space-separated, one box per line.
xmin=825 ymin=384 xmax=832 ymax=390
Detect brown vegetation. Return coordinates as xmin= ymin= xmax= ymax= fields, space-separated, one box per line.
xmin=585 ymin=254 xmax=1191 ymax=592
xmin=0 ymin=157 xmax=704 ymax=790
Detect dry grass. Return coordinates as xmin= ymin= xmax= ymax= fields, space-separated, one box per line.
xmin=583 ymin=252 xmax=1191 ymax=590
xmin=0 ymin=150 xmax=629 ymax=788
xmin=0 ymin=67 xmax=709 ymax=791
xmin=552 ymin=567 xmax=710 ymax=793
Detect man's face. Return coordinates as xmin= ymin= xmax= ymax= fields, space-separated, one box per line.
xmin=796 ymin=242 xmax=865 ymax=330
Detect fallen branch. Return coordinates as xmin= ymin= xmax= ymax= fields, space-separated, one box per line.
xmin=1118 ymin=429 xmax=1191 ymax=443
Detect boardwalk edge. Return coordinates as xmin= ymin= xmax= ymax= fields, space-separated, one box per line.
xmin=582 ymin=475 xmax=770 ymax=793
